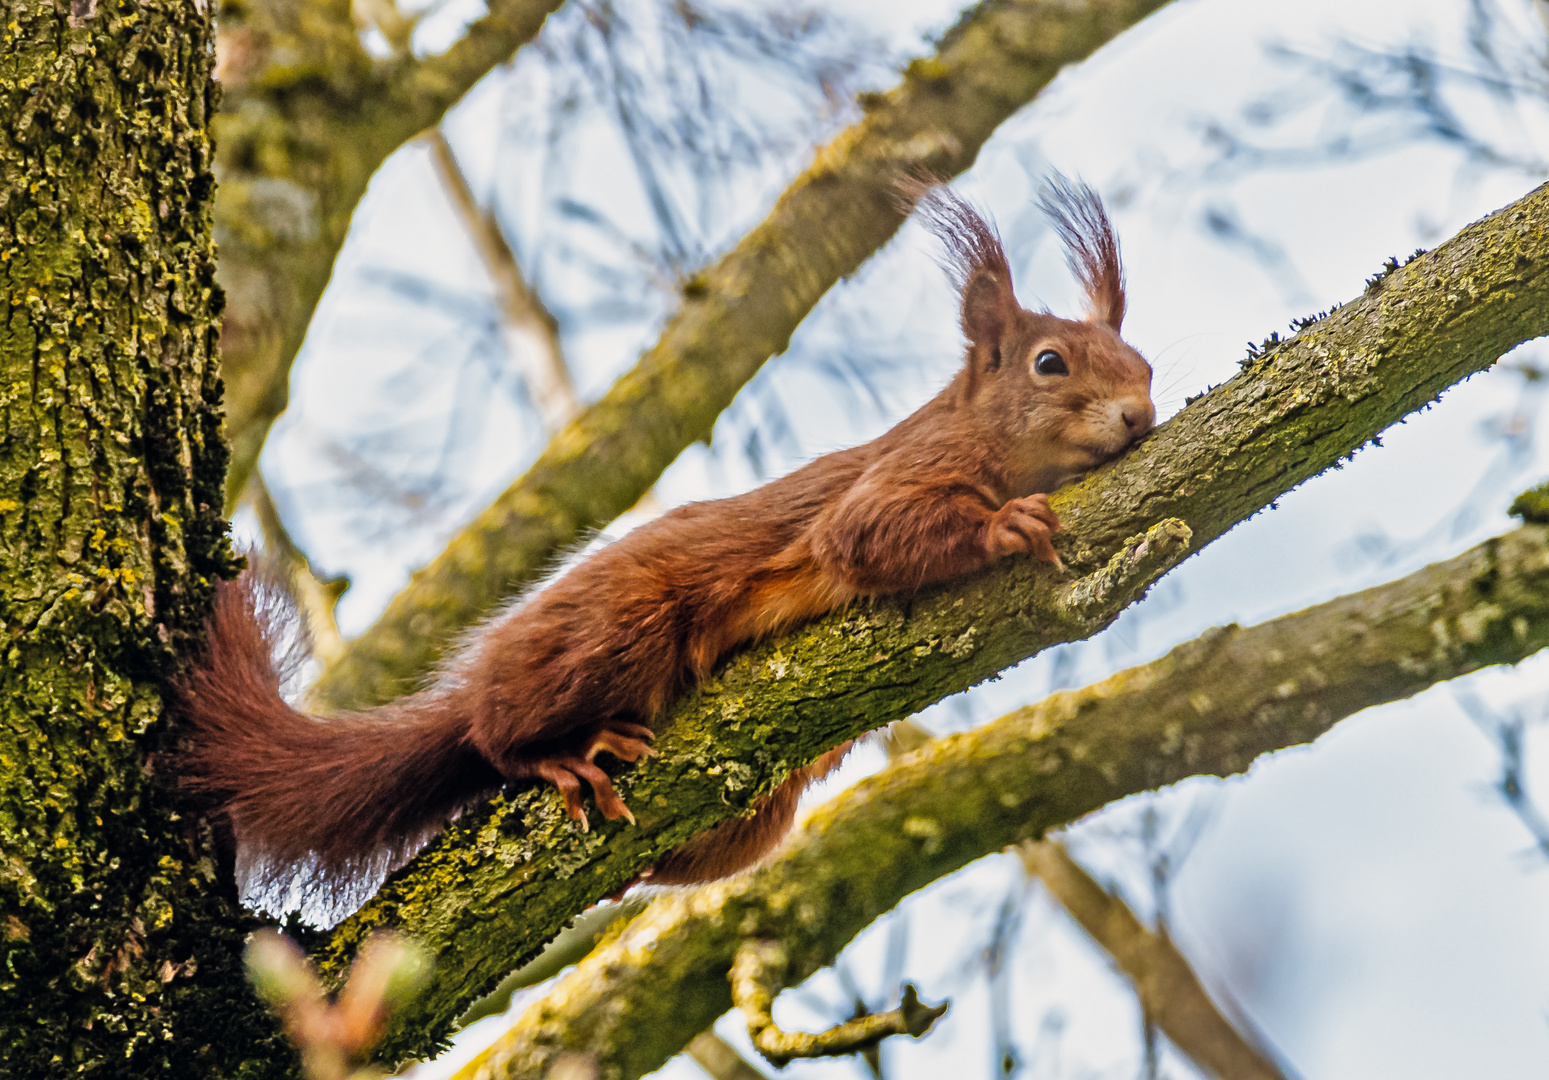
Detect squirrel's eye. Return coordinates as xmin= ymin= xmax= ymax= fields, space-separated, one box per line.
xmin=1034 ymin=350 xmax=1069 ymax=377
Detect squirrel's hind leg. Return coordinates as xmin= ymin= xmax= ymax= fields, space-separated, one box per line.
xmin=509 ymin=719 xmax=656 ymax=829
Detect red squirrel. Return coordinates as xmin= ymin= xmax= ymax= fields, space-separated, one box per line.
xmin=173 ymin=179 xmax=1154 ymax=892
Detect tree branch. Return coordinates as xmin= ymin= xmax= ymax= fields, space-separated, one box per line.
xmin=684 ymin=1032 xmax=766 ymax=1080
xmin=318 ymin=183 xmax=1549 ymax=1068
xmin=213 ymin=0 xmax=569 ymax=508
xmin=311 ymin=0 xmax=1181 ymax=710
xmin=459 ymin=513 xmax=1549 ymax=1078
xmin=1019 ymin=840 xmax=1285 ymax=1080
xmin=731 ymin=940 xmax=946 ymax=1067
xmin=424 ymin=127 xmax=581 ymax=431
xmin=397 ymin=0 xmax=573 ymax=112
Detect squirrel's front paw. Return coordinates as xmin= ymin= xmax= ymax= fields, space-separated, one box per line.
xmin=984 ymin=494 xmax=1063 ymax=567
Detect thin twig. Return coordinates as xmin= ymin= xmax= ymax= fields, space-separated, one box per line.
xmin=731 ymin=940 xmax=946 ymax=1068
xmin=425 ymin=128 xmax=581 ymax=433
xmin=1019 ymin=840 xmax=1287 ymax=1080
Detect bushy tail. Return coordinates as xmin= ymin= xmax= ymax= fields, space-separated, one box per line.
xmin=170 ymin=572 xmax=501 ymax=896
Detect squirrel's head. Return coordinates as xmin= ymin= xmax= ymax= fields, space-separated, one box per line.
xmin=915 ymin=177 xmax=1154 ymax=491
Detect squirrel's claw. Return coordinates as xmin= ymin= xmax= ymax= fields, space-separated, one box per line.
xmin=534 ymin=759 xmax=592 ymax=829
xmin=985 ymin=494 xmax=1064 ymax=566
xmin=584 ymin=722 xmax=657 ymax=765
xmin=534 ymin=754 xmax=638 ymax=829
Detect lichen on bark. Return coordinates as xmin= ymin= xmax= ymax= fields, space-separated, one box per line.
xmin=0 ymin=1 xmax=272 ymax=1074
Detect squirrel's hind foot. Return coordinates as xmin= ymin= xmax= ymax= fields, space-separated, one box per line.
xmin=531 ymin=756 xmax=635 ymax=830
xmin=527 ymin=721 xmax=654 ymax=829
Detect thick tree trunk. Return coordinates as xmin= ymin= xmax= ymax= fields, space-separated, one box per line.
xmin=0 ymin=2 xmax=275 ymax=1075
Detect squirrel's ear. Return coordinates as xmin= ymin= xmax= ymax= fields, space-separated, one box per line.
xmin=904 ymin=179 xmax=1017 ymax=386
xmin=1038 ymin=173 xmax=1125 ymax=332
xmin=959 ymin=261 xmax=1015 ymax=376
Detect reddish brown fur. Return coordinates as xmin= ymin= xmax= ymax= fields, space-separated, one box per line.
xmin=172 ymin=181 xmax=1155 ymax=890
xmin=1040 ymin=173 xmax=1127 ymax=331
xmin=174 ymin=572 xmax=503 ymax=892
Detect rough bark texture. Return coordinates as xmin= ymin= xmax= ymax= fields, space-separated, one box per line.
xmin=311 ymin=0 xmax=1179 ymax=711
xmin=320 ymin=184 xmax=1549 ymax=1068
xmin=0 ymin=2 xmax=271 ymax=1076
xmin=213 ymin=0 xmax=566 ymax=506
xmin=463 ymin=518 xmax=1549 ymax=1079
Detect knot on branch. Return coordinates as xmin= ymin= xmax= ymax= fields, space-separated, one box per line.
xmin=1510 ymin=480 xmax=1549 ymax=524
xmin=730 ymin=939 xmax=948 ymax=1068
xmin=1058 ymin=518 xmax=1192 ymax=624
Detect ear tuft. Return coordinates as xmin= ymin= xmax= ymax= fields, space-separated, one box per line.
xmin=1038 ymin=173 xmax=1126 ymax=332
xmin=903 ymin=176 xmax=1017 ymax=393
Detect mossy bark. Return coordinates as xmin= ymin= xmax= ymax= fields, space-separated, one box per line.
xmin=320 ymin=184 xmax=1549 ymax=1067
xmin=0 ymin=2 xmax=273 ymax=1075
xmin=213 ymin=0 xmax=566 ymax=507
xmin=468 ymin=518 xmax=1549 ymax=1079
xmin=312 ymin=0 xmax=1179 ymax=712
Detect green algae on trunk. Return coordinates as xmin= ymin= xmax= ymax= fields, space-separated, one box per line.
xmin=0 ymin=1 xmax=275 ymax=1075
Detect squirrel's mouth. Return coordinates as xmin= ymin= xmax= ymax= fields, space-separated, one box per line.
xmin=1073 ymin=417 xmax=1151 ymax=463
xmin=1072 ymin=434 xmax=1131 ymax=465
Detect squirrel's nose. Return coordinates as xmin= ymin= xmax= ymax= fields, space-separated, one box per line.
xmin=1120 ymin=399 xmax=1155 ymax=439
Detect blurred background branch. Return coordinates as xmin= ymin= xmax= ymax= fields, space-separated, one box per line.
xmin=683 ymin=1033 xmax=766 ymax=1080
xmin=1019 ymin=839 xmax=1286 ymax=1080
xmin=213 ymin=0 xmax=572 ymax=511
xmin=423 ymin=127 xmax=581 ymax=432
